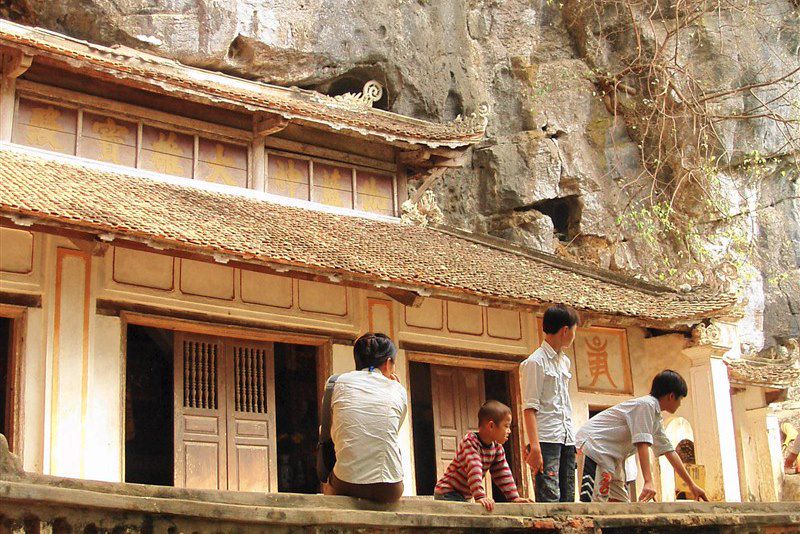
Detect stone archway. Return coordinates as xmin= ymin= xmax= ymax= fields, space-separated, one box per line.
xmin=658 ymin=417 xmax=695 ymax=501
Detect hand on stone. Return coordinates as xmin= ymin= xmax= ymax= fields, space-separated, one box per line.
xmin=637 ymin=481 xmax=656 ymax=502
xmin=690 ymin=484 xmax=708 ymax=502
xmin=477 ymin=497 xmax=495 ymax=511
xmin=511 ymin=497 xmax=532 ymax=503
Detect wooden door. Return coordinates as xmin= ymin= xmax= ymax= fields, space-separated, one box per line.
xmin=225 ymin=341 xmax=277 ymax=493
xmin=430 ymin=365 xmax=485 ymax=479
xmin=431 ymin=365 xmax=463 ymax=478
xmin=174 ymin=334 xmax=277 ymax=492
xmin=174 ymin=334 xmax=227 ymax=490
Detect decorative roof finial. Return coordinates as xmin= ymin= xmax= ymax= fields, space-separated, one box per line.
xmin=447 ymin=102 xmax=490 ymax=135
xmin=331 ymin=80 xmax=384 ymax=110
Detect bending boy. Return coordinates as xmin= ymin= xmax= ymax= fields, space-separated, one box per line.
xmin=577 ymin=370 xmax=708 ymax=502
xmin=434 ymin=401 xmax=530 ymax=511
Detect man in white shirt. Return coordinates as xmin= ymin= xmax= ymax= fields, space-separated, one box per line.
xmin=576 ymin=370 xmax=708 ymax=502
xmin=519 ymin=304 xmax=579 ymax=502
xmin=329 ymin=333 xmax=408 ymax=503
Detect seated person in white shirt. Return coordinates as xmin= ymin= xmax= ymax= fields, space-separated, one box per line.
xmin=329 ymin=333 xmax=408 ymax=503
xmin=576 ymin=370 xmax=708 ymax=502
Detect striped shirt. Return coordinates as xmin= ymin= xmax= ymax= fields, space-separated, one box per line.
xmin=434 ymin=432 xmax=520 ymax=501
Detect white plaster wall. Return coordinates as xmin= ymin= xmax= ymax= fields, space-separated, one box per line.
xmin=84 ymin=314 xmax=123 ymax=482
xmin=21 ymin=307 xmax=46 ymax=473
xmin=393 ymin=349 xmax=415 ymax=496
xmin=49 ymin=251 xmax=88 ymax=479
xmin=711 ymin=357 xmax=742 ymax=502
xmin=732 ymin=386 xmax=783 ymax=502
xmin=331 ymin=343 xmax=355 ymax=375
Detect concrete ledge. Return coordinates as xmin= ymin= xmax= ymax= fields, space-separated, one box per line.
xmin=1 ymin=436 xmax=799 ymax=533
xmin=2 ymin=474 xmax=800 ymax=532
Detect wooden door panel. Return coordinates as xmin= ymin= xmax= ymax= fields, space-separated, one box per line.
xmin=174 ymin=334 xmax=226 ymax=490
xmin=431 ymin=365 xmax=488 ymax=488
xmin=183 ymin=440 xmax=222 ymax=489
xmin=234 ymin=444 xmax=272 ymax=492
xmin=431 ymin=365 xmax=463 ymax=478
xmin=459 ymin=368 xmax=485 ymax=434
xmin=458 ymin=367 xmax=488 ymax=497
xmin=226 ymin=342 xmax=277 ymax=493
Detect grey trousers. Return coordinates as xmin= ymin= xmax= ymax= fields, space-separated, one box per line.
xmin=535 ymin=442 xmax=576 ymax=502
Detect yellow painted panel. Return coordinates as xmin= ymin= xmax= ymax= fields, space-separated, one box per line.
xmin=240 ymin=271 xmax=293 ymax=309
xmin=0 ymin=228 xmax=34 ymax=273
xmin=112 ymin=247 xmax=174 ymax=290
xmin=369 ymin=299 xmax=393 ymax=336
xmin=447 ymin=301 xmax=484 ymax=336
xmin=180 ymin=259 xmax=234 ymax=300
xmin=297 ymin=280 xmax=347 ymax=316
xmin=404 ymin=298 xmax=444 ymax=330
xmin=487 ymin=307 xmax=522 ymax=340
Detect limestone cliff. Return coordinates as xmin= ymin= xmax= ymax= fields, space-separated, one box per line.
xmin=4 ymin=0 xmax=798 ymax=346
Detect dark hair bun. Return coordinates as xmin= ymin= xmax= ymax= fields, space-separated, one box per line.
xmin=354 ymin=333 xmax=397 ymax=370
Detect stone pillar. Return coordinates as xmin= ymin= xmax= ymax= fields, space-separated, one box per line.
xmin=682 ymin=322 xmax=741 ymax=502
xmin=744 ymin=405 xmax=783 ymax=501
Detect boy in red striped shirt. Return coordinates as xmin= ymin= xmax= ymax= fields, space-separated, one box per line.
xmin=434 ymin=400 xmax=530 ymax=511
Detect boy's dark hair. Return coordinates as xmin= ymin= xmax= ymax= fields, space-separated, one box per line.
xmin=649 ymin=369 xmax=688 ymax=399
xmin=542 ymin=304 xmax=580 ymax=334
xmin=478 ymin=400 xmax=512 ymax=426
xmin=354 ymin=333 xmax=397 ymax=370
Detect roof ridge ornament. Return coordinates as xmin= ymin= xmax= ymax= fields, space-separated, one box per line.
xmin=330 ymin=80 xmax=384 ymax=111
xmin=448 ymin=102 xmax=490 ymax=135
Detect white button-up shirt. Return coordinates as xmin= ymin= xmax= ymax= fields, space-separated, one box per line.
xmin=331 ymin=369 xmax=408 ymax=484
xmin=519 ymin=341 xmax=575 ymax=445
xmin=576 ymin=395 xmax=674 ymax=478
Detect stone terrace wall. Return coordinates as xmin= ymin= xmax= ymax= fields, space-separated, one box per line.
xmin=1 ymin=436 xmax=799 ymax=533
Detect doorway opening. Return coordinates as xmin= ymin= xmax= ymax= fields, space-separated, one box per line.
xmin=410 ymin=361 xmax=436 ymax=496
xmin=274 ymin=342 xmax=320 ymax=494
xmin=0 ymin=317 xmax=12 ymax=448
xmin=410 ymin=360 xmax=519 ymax=499
xmin=124 ymin=324 xmax=174 ymax=485
xmin=484 ymin=369 xmax=514 ymax=503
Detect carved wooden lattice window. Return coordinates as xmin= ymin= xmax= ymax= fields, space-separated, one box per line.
xmin=233 ymin=345 xmax=269 ymax=413
xmin=181 ymin=339 xmax=218 ymax=410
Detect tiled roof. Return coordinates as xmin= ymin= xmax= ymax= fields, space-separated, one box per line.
xmin=727 ymin=358 xmax=800 ymax=389
xmin=0 ymin=19 xmax=486 ymax=149
xmin=0 ymin=144 xmax=737 ymax=325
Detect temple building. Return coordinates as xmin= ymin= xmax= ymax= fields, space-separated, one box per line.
xmin=0 ymin=18 xmax=795 ymax=520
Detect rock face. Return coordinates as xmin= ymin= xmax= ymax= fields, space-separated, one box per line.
xmin=5 ymin=0 xmax=799 ymax=343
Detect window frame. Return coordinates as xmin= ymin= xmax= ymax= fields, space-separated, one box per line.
xmin=12 ymin=80 xmax=401 ymax=216
xmin=265 ymin=148 xmax=399 ymax=216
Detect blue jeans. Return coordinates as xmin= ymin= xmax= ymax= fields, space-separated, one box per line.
xmin=535 ymin=442 xmax=576 ymax=502
xmin=434 ymin=491 xmax=468 ymax=502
